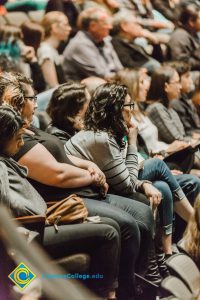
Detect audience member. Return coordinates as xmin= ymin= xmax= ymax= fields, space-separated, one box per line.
xmin=147 ymin=65 xmax=200 ymax=170
xmin=46 ymin=81 xmax=91 ymax=142
xmin=168 ymin=3 xmax=200 ymax=70
xmin=63 ymin=7 xmax=122 ymax=81
xmin=65 ymin=82 xmax=195 ymax=260
xmin=111 ymin=11 xmax=160 ymax=73
xmin=38 ymin=11 xmax=71 ymax=89
xmin=166 ymin=61 xmax=200 ymax=136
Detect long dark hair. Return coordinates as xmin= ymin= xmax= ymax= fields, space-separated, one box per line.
xmin=47 ymin=81 xmax=89 ymax=134
xmin=85 ymin=83 xmax=128 ymax=148
xmin=147 ymin=66 xmax=176 ymax=108
xmin=0 ymin=105 xmax=25 ymax=155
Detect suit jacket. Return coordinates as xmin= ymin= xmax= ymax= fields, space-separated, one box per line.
xmin=168 ymin=27 xmax=200 ymax=70
xmin=63 ymin=30 xmax=122 ymax=80
xmin=111 ymin=36 xmax=150 ymax=68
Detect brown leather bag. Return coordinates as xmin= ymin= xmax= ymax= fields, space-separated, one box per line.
xmin=45 ymin=194 xmax=88 ymax=231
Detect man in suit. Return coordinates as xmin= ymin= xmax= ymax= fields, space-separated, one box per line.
xmin=63 ymin=7 xmax=122 ymax=81
xmin=111 ymin=11 xmax=160 ymax=73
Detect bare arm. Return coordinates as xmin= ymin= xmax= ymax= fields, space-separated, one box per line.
xmin=18 ymin=143 xmax=97 ymax=188
xmin=41 ymin=59 xmax=59 ymax=88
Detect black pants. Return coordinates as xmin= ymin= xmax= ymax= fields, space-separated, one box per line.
xmin=44 ymin=217 xmax=120 ymax=298
xmin=83 ymin=194 xmax=154 ymax=300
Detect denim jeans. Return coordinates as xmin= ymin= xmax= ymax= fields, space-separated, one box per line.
xmin=83 ymin=195 xmax=154 ymax=300
xmin=139 ymin=158 xmax=187 ymax=235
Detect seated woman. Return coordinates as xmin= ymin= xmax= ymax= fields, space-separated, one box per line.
xmin=64 ymin=82 xmax=196 ymax=257
xmin=38 ymin=11 xmax=71 ymax=89
xmin=0 ymin=72 xmax=154 ymax=299
xmin=46 ymin=81 xmax=91 ymax=142
xmin=0 ymin=105 xmax=120 ymax=300
xmin=146 ymin=65 xmax=200 ymax=169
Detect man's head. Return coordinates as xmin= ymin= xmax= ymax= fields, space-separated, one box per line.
xmin=112 ymin=11 xmax=143 ymax=40
xmin=77 ymin=8 xmax=112 ymax=42
xmin=179 ymin=4 xmax=200 ymax=32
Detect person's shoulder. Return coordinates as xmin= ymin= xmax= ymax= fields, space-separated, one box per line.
xmin=170 ymin=27 xmax=191 ymax=40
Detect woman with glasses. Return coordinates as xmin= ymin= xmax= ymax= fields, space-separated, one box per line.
xmin=65 ymin=82 xmax=194 ymax=262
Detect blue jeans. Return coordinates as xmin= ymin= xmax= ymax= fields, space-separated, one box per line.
xmin=138 ymin=158 xmax=189 ymax=235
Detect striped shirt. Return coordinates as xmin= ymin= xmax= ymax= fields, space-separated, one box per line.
xmin=65 ymin=130 xmax=138 ymax=196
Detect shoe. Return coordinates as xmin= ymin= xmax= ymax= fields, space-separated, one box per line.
xmin=156 ymin=252 xmax=170 ymax=278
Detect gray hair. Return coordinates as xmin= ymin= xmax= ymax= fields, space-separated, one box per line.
xmin=77 ymin=7 xmax=109 ymax=30
xmin=112 ymin=10 xmax=137 ymax=35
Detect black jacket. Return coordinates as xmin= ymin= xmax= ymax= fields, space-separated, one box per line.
xmin=111 ymin=36 xmax=151 ymax=68
xmin=171 ymin=95 xmax=200 ymax=135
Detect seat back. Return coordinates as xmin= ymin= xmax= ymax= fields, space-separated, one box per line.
xmin=161 ymin=276 xmax=193 ymax=300
xmin=0 ymin=15 xmax=7 ymax=26
xmin=4 ymin=11 xmax=29 ymax=26
xmin=166 ymin=253 xmax=200 ymax=294
xmin=28 ymin=10 xmax=44 ymax=23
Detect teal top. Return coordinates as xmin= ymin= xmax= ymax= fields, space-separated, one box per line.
xmin=5 ymin=0 xmax=47 ymax=11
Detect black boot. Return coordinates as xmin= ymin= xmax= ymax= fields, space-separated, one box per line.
xmin=144 ymin=239 xmax=162 ymax=285
xmin=156 ymin=251 xmax=170 ymax=278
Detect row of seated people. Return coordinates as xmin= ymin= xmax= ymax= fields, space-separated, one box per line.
xmin=0 ymin=71 xmax=200 ymax=300
xmin=2 ymin=1 xmax=199 ymax=92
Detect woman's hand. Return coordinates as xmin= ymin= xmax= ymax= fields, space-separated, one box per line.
xmin=127 ymin=123 xmax=138 ymax=145
xmin=142 ymin=182 xmax=162 ymax=210
xmin=88 ymin=165 xmax=106 ymax=187
xmin=171 ymin=169 xmax=183 ymax=175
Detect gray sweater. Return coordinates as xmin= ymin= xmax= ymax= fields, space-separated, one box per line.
xmin=64 ymin=130 xmax=138 ymax=196
xmin=146 ymin=102 xmax=191 ymax=143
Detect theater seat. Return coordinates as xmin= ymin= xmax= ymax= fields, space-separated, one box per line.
xmin=4 ymin=11 xmax=29 ymax=26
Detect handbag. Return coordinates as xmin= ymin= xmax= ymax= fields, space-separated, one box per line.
xmin=45 ymin=194 xmax=88 ymax=231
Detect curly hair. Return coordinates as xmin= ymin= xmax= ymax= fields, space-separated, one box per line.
xmin=47 ymin=81 xmax=89 ymax=133
xmin=0 ymin=72 xmax=32 ymax=114
xmin=183 ymin=195 xmax=200 ymax=269
xmin=85 ymin=83 xmax=128 ymax=148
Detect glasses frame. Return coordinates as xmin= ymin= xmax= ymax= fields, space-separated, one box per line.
xmin=123 ymin=103 xmax=135 ymax=110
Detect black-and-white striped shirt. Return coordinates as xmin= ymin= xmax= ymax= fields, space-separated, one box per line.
xmin=65 ymin=130 xmax=138 ymax=196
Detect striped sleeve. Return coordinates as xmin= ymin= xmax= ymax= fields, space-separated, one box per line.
xmin=103 ymin=137 xmax=138 ymax=196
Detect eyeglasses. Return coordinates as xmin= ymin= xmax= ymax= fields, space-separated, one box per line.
xmin=123 ymin=103 xmax=135 ymax=111
xmin=24 ymin=96 xmax=37 ymax=102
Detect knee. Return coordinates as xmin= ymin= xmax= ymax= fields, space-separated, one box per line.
xmin=103 ymin=224 xmax=120 ymax=245
xmin=153 ymin=181 xmax=173 ymax=203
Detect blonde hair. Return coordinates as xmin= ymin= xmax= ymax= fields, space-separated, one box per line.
xmin=116 ymin=68 xmax=144 ymax=121
xmin=41 ymin=11 xmax=67 ymax=38
xmin=183 ymin=195 xmax=200 ymax=267
xmin=116 ymin=68 xmax=141 ymax=102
